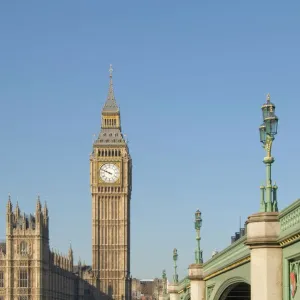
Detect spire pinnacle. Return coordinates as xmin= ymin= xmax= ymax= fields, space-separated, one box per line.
xmin=109 ymin=64 xmax=113 ymax=78
xmin=102 ymin=64 xmax=119 ymax=113
xmin=267 ymin=93 xmax=271 ymax=102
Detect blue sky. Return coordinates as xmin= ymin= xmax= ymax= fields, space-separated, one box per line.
xmin=0 ymin=1 xmax=300 ymax=280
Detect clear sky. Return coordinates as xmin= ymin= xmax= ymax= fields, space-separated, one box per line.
xmin=0 ymin=1 xmax=300 ymax=280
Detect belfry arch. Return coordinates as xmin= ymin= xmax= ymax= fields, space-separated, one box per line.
xmin=213 ymin=277 xmax=250 ymax=300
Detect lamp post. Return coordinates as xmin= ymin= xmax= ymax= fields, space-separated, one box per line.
xmin=162 ymin=269 xmax=167 ymax=296
xmin=194 ymin=209 xmax=203 ymax=264
xmin=259 ymin=93 xmax=279 ymax=212
xmin=173 ymin=248 xmax=178 ymax=283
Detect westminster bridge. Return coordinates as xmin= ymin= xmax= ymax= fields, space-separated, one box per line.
xmin=159 ymin=96 xmax=300 ymax=300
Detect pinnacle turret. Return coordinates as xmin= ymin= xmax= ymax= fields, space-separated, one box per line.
xmin=68 ymin=242 xmax=73 ymax=257
xmin=7 ymin=194 xmax=12 ymax=213
xmin=15 ymin=201 xmax=20 ymax=217
xmin=36 ymin=195 xmax=42 ymax=212
xmin=43 ymin=201 xmax=48 ymax=217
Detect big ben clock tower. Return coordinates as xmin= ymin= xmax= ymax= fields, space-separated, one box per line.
xmin=90 ymin=65 xmax=132 ymax=300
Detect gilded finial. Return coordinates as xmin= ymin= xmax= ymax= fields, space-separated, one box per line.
xmin=109 ymin=64 xmax=113 ymax=78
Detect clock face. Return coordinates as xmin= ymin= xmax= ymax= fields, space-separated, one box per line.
xmin=99 ymin=163 xmax=120 ymax=183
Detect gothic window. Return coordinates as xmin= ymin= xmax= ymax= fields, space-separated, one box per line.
xmin=19 ymin=268 xmax=28 ymax=288
xmin=0 ymin=271 xmax=4 ymax=287
xmin=20 ymin=241 xmax=28 ymax=256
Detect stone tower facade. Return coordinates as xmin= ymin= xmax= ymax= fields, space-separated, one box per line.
xmin=0 ymin=197 xmax=104 ymax=300
xmin=90 ymin=65 xmax=132 ymax=300
xmin=4 ymin=197 xmax=50 ymax=300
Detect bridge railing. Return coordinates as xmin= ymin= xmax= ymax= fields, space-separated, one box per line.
xmin=177 ymin=276 xmax=190 ymax=290
xmin=279 ymin=198 xmax=300 ymax=240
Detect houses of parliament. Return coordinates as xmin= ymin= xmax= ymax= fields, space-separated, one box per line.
xmin=0 ymin=66 xmax=132 ymax=300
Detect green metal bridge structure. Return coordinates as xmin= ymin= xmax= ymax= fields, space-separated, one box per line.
xmin=160 ymin=95 xmax=300 ymax=300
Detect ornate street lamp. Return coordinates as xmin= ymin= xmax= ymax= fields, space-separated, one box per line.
xmin=259 ymin=93 xmax=279 ymax=212
xmin=194 ymin=209 xmax=203 ymax=264
xmin=173 ymin=248 xmax=179 ymax=283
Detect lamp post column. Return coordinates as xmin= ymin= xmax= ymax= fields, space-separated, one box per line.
xmin=159 ymin=270 xmax=168 ymax=300
xmin=168 ymin=249 xmax=179 ymax=300
xmin=246 ymin=94 xmax=282 ymax=300
xmin=188 ymin=210 xmax=205 ymax=300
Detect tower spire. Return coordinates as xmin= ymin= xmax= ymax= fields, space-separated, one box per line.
xmin=103 ymin=64 xmax=119 ymax=113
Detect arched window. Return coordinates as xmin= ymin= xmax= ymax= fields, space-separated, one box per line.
xmin=20 ymin=241 xmax=28 ymax=256
xmin=19 ymin=268 xmax=28 ymax=287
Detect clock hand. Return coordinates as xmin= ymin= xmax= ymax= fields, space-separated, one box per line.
xmin=101 ymin=169 xmax=112 ymax=175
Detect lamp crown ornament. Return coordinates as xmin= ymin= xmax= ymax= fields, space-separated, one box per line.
xmin=258 ymin=93 xmax=279 ymax=213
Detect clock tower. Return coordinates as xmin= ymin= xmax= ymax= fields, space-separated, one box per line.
xmin=90 ymin=65 xmax=132 ymax=300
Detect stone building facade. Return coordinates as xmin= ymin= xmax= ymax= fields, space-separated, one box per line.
xmin=0 ymin=198 xmax=109 ymax=300
xmin=0 ymin=66 xmax=132 ymax=300
xmin=131 ymin=279 xmax=163 ymax=300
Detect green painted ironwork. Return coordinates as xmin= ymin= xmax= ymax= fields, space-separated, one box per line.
xmin=162 ymin=269 xmax=167 ymax=295
xmin=279 ymin=199 xmax=300 ymax=234
xmin=259 ymin=93 xmax=279 ymax=213
xmin=173 ymin=248 xmax=179 ymax=283
xmin=194 ymin=209 xmax=203 ymax=264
